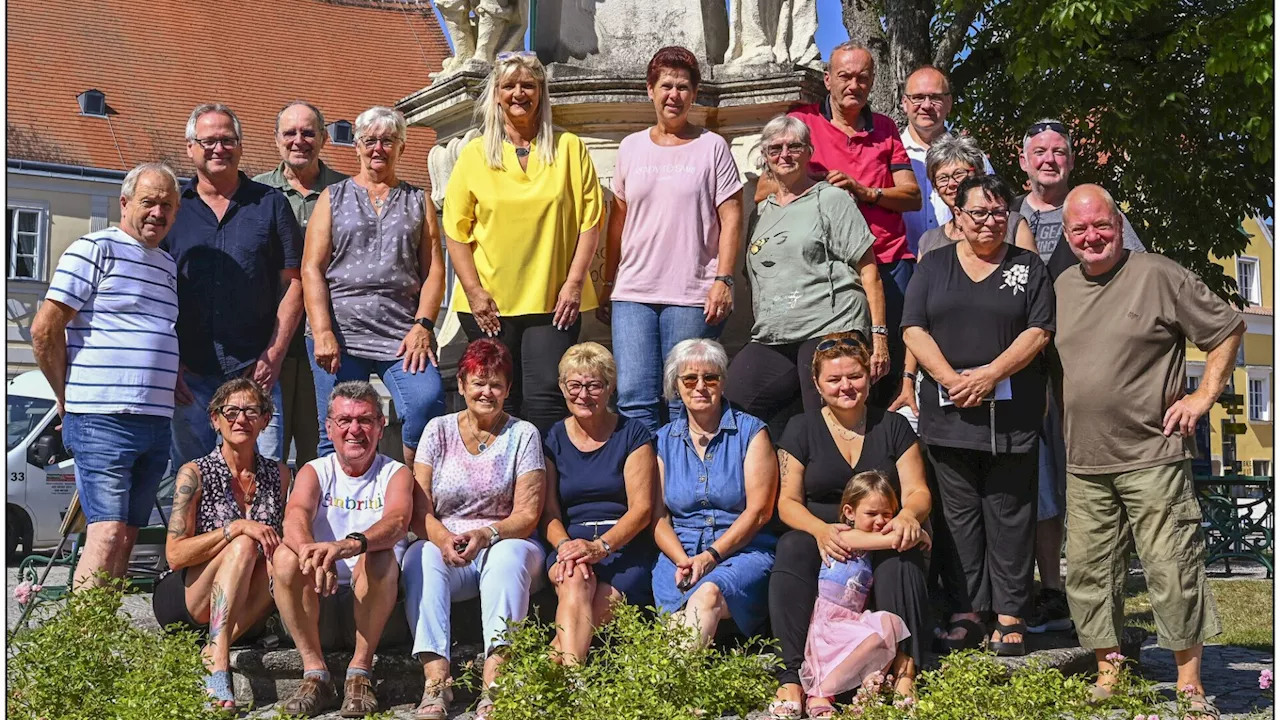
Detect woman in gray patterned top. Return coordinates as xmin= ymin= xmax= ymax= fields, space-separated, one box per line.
xmin=302 ymin=106 xmax=447 ymax=467
xmin=154 ymin=377 xmax=290 ymax=709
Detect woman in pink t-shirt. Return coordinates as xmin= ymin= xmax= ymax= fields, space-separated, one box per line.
xmin=599 ymin=46 xmax=745 ymax=434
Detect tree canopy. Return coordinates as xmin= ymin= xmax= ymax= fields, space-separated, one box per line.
xmin=843 ymin=0 xmax=1273 ymax=301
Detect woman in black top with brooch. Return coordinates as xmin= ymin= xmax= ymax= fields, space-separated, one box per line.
xmin=766 ymin=332 xmax=932 ymax=719
xmin=901 ymin=174 xmax=1055 ymax=657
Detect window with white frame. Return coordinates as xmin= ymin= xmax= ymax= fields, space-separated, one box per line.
xmin=7 ymin=206 xmax=46 ymax=281
xmin=1237 ymin=256 xmax=1260 ymax=305
xmin=1252 ymin=459 xmax=1271 ymax=478
xmin=1186 ymin=364 xmax=1203 ymax=394
xmin=1247 ymin=370 xmax=1270 ymax=422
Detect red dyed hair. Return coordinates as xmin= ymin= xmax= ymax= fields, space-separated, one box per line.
xmin=458 ymin=338 xmax=513 ymax=383
xmin=646 ymin=46 xmax=701 ymax=88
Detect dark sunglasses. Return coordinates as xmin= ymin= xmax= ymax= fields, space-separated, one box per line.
xmin=1024 ymin=121 xmax=1071 ymax=142
xmin=815 ymin=332 xmax=869 ymax=353
xmin=679 ymin=373 xmax=722 ymax=389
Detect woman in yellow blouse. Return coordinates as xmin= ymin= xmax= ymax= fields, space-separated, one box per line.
xmin=444 ymin=52 xmax=604 ymax=436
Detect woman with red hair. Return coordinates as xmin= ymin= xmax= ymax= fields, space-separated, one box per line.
xmin=401 ymin=338 xmax=547 ymax=719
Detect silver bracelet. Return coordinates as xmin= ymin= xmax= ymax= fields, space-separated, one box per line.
xmin=222 ymin=524 xmax=233 ymax=542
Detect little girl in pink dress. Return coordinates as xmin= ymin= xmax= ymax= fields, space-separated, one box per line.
xmin=800 ymin=470 xmax=928 ymax=712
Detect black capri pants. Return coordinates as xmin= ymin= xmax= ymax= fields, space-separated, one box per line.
xmin=927 ymin=445 xmax=1038 ymax=618
xmin=724 ymin=338 xmax=823 ymax=427
xmin=768 ymin=503 xmax=931 ymax=687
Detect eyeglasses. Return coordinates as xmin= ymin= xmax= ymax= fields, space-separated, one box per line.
xmin=815 ymin=333 xmax=869 ymax=353
xmin=932 ymin=169 xmax=976 ymax=188
xmin=905 ymin=92 xmax=951 ymax=107
xmin=957 ymin=207 xmax=1010 ymax=224
xmin=679 ymin=373 xmax=722 ymax=390
xmin=280 ymin=129 xmax=318 ymax=141
xmin=193 ymin=136 xmax=240 ymax=150
xmin=1023 ymin=121 xmax=1071 ymax=142
xmin=496 ymin=50 xmax=538 ymax=61
xmin=764 ymin=142 xmax=808 ymax=158
xmin=564 ymin=380 xmax=606 ymax=396
xmin=360 ymin=136 xmax=398 ymax=149
xmin=218 ymin=405 xmax=264 ymax=421
xmin=328 ymin=415 xmax=379 ymax=430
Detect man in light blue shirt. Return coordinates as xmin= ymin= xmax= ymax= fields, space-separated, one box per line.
xmin=31 ymin=162 xmax=182 ymax=588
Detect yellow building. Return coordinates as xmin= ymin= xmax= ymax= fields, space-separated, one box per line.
xmin=1186 ymin=215 xmax=1274 ymax=477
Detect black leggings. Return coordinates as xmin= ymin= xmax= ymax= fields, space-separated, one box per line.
xmin=724 ymin=339 xmax=823 ymax=427
xmin=768 ymin=525 xmax=931 ymax=687
xmin=458 ymin=312 xmax=580 ymax=437
xmin=927 ymin=445 xmax=1037 ymax=617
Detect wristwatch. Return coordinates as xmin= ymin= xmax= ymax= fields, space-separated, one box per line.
xmin=487 ymin=525 xmax=501 ymax=545
xmin=872 ymin=187 xmax=884 ymax=205
xmin=713 ymin=275 xmax=735 ymax=288
xmin=345 ymin=532 xmax=368 ymax=555
xmin=871 ymin=325 xmax=888 ymax=336
xmin=598 ymin=537 xmax=613 ymax=555
xmin=414 ymin=317 xmax=435 ymax=332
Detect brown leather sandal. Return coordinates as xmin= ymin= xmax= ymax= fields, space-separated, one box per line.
xmin=280 ymin=675 xmax=339 ymax=717
xmin=339 ymin=673 xmax=379 ymax=717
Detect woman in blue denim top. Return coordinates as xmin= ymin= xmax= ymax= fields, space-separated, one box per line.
xmin=652 ymin=338 xmax=778 ymax=646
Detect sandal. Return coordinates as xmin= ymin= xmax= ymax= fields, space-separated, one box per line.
xmin=939 ymin=617 xmax=985 ymax=653
xmin=805 ymin=696 xmax=836 ymax=718
xmin=339 ymin=673 xmax=379 ymax=717
xmin=1185 ymin=693 xmax=1221 ymax=720
xmin=280 ymin=674 xmax=339 ymax=717
xmin=766 ymin=698 xmax=802 ymax=719
xmin=475 ymin=688 xmax=496 ymax=720
xmin=413 ymin=677 xmax=453 ymax=720
xmin=989 ymin=620 xmax=1028 ymax=657
xmin=205 ymin=670 xmax=235 ymax=710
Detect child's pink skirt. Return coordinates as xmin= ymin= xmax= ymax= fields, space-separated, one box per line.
xmin=800 ymin=596 xmax=911 ymax=697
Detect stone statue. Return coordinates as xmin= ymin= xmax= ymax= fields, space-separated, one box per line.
xmin=433 ymin=0 xmax=528 ymax=77
xmin=426 ymin=128 xmax=482 ymax=209
xmin=724 ymin=0 xmax=820 ymax=69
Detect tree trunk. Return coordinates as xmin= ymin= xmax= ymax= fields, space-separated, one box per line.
xmin=840 ymin=0 xmax=953 ymax=123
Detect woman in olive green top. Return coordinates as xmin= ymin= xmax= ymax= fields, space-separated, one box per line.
xmin=725 ymin=115 xmax=888 ymax=424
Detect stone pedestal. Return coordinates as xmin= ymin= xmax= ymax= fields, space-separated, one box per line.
xmin=533 ymin=0 xmax=728 ymax=72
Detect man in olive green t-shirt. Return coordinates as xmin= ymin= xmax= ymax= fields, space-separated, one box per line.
xmin=254 ymin=101 xmax=349 ymax=467
xmin=1054 ymin=184 xmax=1244 ymax=712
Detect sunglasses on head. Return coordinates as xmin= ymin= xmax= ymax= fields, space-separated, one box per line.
xmin=1024 ymin=121 xmax=1071 ymax=142
xmin=496 ymin=50 xmax=538 ymax=62
xmin=815 ymin=332 xmax=869 ymax=353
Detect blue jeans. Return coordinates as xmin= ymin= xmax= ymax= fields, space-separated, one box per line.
xmin=872 ymin=258 xmax=915 ymax=408
xmin=611 ymin=301 xmax=725 ymax=433
xmin=171 ymin=370 xmax=284 ymax=470
xmin=307 ymin=338 xmax=446 ymax=455
xmin=64 ymin=413 xmax=172 ymax=526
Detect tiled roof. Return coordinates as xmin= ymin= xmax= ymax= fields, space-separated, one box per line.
xmin=1242 ymin=306 xmax=1273 ymax=316
xmin=7 ymin=0 xmax=450 ymax=188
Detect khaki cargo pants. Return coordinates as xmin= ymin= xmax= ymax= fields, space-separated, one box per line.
xmin=1064 ymin=460 xmax=1222 ymax=651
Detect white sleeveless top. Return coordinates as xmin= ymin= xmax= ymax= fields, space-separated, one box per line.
xmin=307 ymin=453 xmax=409 ymax=585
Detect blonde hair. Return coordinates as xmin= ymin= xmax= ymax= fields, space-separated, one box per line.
xmin=558 ymin=342 xmax=617 ymax=389
xmin=477 ymin=54 xmax=556 ymax=170
xmin=840 ymin=470 xmax=900 ymax=524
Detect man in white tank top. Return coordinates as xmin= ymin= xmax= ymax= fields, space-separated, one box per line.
xmin=272 ymin=381 xmax=413 ymax=717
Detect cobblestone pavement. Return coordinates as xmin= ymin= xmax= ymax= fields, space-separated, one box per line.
xmin=1140 ymin=638 xmax=1274 ymax=719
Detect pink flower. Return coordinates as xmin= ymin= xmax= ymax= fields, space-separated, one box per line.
xmin=1180 ymin=684 xmax=1197 ymax=694
xmin=13 ymin=580 xmax=34 ymax=606
xmin=895 ymin=697 xmax=917 ymax=710
xmin=1260 ymin=669 xmax=1272 ymax=690
xmin=1105 ymin=652 xmax=1125 ymax=663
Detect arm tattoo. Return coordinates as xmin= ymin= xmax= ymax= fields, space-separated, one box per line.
xmin=167 ymin=467 xmax=199 ymax=537
xmin=777 ymin=449 xmax=790 ymax=478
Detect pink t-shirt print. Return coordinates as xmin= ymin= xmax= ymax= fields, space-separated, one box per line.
xmin=610 ymin=129 xmax=743 ymax=307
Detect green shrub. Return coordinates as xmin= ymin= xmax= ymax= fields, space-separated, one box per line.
xmin=475 ymin=602 xmax=779 ymax=720
xmin=7 ymin=578 xmax=218 ymax=720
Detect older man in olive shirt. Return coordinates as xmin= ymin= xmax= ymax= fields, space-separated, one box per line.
xmin=254 ymin=101 xmax=348 ymax=466
xmin=1054 ymin=184 xmax=1244 ymax=712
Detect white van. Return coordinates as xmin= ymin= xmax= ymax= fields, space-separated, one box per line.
xmin=6 ymin=371 xmax=172 ymax=561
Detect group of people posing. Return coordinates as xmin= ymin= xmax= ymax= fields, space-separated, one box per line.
xmin=31 ymin=39 xmax=1242 ymax=720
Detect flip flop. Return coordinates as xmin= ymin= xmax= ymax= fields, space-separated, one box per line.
xmin=805 ymin=696 xmax=836 ymax=718
xmin=766 ymin=698 xmax=802 ymax=720
xmin=990 ymin=620 xmax=1028 ymax=657
xmin=1185 ymin=694 xmax=1221 ymax=720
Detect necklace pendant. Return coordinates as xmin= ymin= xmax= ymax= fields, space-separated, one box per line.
xmin=478 ymin=441 xmax=488 ymax=452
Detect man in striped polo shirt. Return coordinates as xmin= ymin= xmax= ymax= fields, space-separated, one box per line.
xmin=31 ymin=162 xmax=182 ymax=588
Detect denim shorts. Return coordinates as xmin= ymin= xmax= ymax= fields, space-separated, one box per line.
xmin=63 ymin=412 xmax=171 ymax=526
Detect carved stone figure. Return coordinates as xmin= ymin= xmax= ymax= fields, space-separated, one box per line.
xmin=433 ymin=0 xmax=528 ymax=76
xmin=724 ymin=0 xmax=819 ymax=68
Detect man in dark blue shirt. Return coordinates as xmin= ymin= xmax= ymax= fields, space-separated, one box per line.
xmin=164 ymin=103 xmax=303 ymax=468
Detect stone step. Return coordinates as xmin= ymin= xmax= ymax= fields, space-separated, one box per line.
xmin=230 ymin=624 xmax=1149 ymax=713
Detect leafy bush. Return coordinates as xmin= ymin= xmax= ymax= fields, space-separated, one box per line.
xmin=7 ymin=578 xmax=218 ymax=720
xmin=475 ymin=602 xmax=779 ymax=720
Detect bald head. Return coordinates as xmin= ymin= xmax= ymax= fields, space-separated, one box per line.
xmin=902 ymin=65 xmax=953 ymax=142
xmin=1063 ymin=184 xmax=1121 ymax=224
xmin=1063 ymin=184 xmax=1125 ymax=274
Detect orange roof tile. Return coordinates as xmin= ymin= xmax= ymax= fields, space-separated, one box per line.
xmin=7 ymin=0 xmax=451 ymax=189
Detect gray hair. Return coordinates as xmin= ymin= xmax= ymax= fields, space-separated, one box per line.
xmin=662 ymin=338 xmax=729 ymax=402
xmin=354 ymin=106 xmax=407 ymax=145
xmin=328 ymin=380 xmax=384 ymax=419
xmin=185 ymin=103 xmax=242 ymax=142
xmin=121 ymin=162 xmax=179 ymax=199
xmin=829 ymin=41 xmax=873 ymax=64
xmin=925 ymin=134 xmax=986 ymax=183
xmin=1022 ymin=117 xmax=1073 ymax=157
xmin=757 ymin=115 xmax=812 ymax=173
xmin=275 ymin=100 xmax=326 ymax=135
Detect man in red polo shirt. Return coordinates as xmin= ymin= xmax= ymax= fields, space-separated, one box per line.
xmin=759 ymin=41 xmax=921 ymax=408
